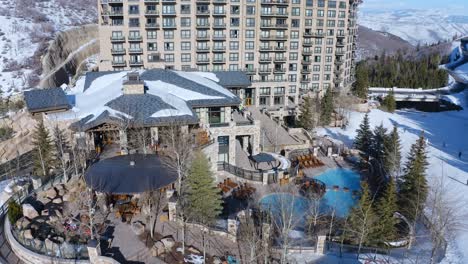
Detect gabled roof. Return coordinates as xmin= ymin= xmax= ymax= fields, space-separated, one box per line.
xmin=24 ymin=88 xmax=70 ymax=113
xmin=43 ymin=69 xmax=246 ymax=131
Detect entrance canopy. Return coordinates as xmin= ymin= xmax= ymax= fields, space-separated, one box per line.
xmin=85 ymin=154 xmax=177 ymax=194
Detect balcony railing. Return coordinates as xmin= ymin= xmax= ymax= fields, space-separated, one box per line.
xmin=112 ymin=61 xmax=127 ymax=66
xmin=145 ymin=23 xmax=159 ymax=28
xmin=111 ymin=48 xmax=126 ymax=55
xmin=128 ymin=48 xmax=143 ymax=54
xmin=145 ymin=10 xmax=159 ymax=15
xmin=128 ymin=35 xmax=143 ymax=41
xmin=110 ymin=36 xmax=125 ymax=42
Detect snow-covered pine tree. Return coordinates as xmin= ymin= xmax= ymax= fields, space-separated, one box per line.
xmin=297 ymin=96 xmax=315 ymax=131
xmin=384 ymin=126 xmax=402 ymax=180
xmin=374 ymin=178 xmax=398 ymax=245
xmin=320 ymin=88 xmax=334 ymax=126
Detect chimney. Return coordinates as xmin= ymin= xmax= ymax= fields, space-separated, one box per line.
xmin=123 ymin=72 xmax=145 ymax=95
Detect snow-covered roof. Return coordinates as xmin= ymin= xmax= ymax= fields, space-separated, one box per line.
xmin=42 ymin=69 xmax=247 ymax=131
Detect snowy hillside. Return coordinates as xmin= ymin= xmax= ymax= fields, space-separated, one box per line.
xmin=359 ymin=9 xmax=468 ymax=46
xmin=318 ymin=88 xmax=468 ymax=263
xmin=0 ymin=0 xmax=96 ymax=96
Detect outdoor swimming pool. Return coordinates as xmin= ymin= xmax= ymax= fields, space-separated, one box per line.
xmin=260 ymin=168 xmax=361 ymax=225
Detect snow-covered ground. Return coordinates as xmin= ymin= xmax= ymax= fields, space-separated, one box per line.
xmin=317 ymin=89 xmax=468 ymax=263
xmin=0 ymin=0 xmax=95 ymax=96
xmin=359 ymin=9 xmax=468 ymax=45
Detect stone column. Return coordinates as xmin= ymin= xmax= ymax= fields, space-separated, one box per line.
xmin=262 ymin=172 xmax=269 ymax=185
xmin=225 ymin=106 xmax=232 ymax=122
xmin=316 ymin=235 xmax=327 ymax=255
xmin=168 ymin=200 xmax=177 ymax=221
xmin=150 ymin=127 xmax=159 ymax=145
xmin=242 ymin=136 xmax=249 ymax=153
xmin=229 ymin=130 xmax=236 ymax=165
xmin=227 ymin=218 xmax=238 ymax=237
xmin=87 ymin=240 xmax=101 ymax=264
xmin=327 ymin=147 xmax=333 ymax=157
xmin=252 ymin=120 xmax=261 ymax=155
xmin=119 ymin=129 xmax=128 ymax=155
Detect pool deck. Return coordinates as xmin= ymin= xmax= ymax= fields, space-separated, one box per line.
xmin=303 ymin=155 xmax=353 ymax=178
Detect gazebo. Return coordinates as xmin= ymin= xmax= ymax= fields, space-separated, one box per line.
xmin=85 ymin=154 xmax=178 ymax=194
xmin=249 ymin=153 xmax=279 ymax=170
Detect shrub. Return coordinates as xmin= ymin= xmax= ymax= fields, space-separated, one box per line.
xmin=0 ymin=126 xmax=14 ymax=141
xmin=8 ymin=201 xmax=23 ymax=224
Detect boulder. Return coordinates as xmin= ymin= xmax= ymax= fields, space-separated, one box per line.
xmin=23 ymin=229 xmax=33 ymax=240
xmin=22 ymin=204 xmax=39 ymax=219
xmin=15 ymin=217 xmax=30 ymax=230
xmin=46 ymin=188 xmax=57 ymax=199
xmin=49 ymin=215 xmax=59 ymax=223
xmin=187 ymin=246 xmax=201 ymax=254
xmin=52 ymin=198 xmax=62 ymax=204
xmin=33 ymin=238 xmax=42 ymax=248
xmin=54 ymin=209 xmax=63 ymax=218
xmin=152 ymin=241 xmax=166 ymax=256
xmin=131 ymin=221 xmax=145 ymax=236
xmin=45 ymin=238 xmax=57 ymax=252
xmin=58 ymin=189 xmax=65 ymax=196
xmin=36 ymin=196 xmax=50 ymax=205
xmin=62 ymin=193 xmax=71 ymax=202
xmin=30 ymin=223 xmax=39 ymax=230
xmin=41 ymin=209 xmax=49 ymax=216
xmin=161 ymin=237 xmax=175 ymax=250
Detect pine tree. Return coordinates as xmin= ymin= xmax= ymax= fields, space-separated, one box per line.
xmin=381 ymin=92 xmax=396 ymax=113
xmin=398 ymin=132 xmax=429 ymax=222
xmin=31 ymin=121 xmax=54 ymax=177
xmin=53 ymin=126 xmax=70 ymax=180
xmin=370 ymin=124 xmax=388 ymax=164
xmin=374 ymin=178 xmax=398 ymax=244
xmin=320 ymin=88 xmax=334 ymax=126
xmin=352 ymin=62 xmax=370 ymax=99
xmin=297 ymin=96 xmax=315 ymax=131
xmin=185 ymin=151 xmax=223 ymax=225
xmin=384 ymin=126 xmax=402 ymax=179
xmin=354 ymin=114 xmax=372 ymax=160
xmin=345 ymin=181 xmax=378 ymax=247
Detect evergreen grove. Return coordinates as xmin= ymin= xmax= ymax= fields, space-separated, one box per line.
xmin=346 ymin=115 xmax=429 ymax=247
xmin=355 ymin=51 xmax=448 ymax=90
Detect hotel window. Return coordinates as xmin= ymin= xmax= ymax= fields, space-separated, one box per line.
xmin=229 ymin=53 xmax=239 ymax=61
xmin=112 ymin=43 xmax=123 ymax=51
xmin=318 ymin=0 xmax=325 ymax=7
xmin=313 ymin=65 xmax=321 ymax=71
xmin=274 ymin=87 xmax=285 ymax=95
xmin=317 ymin=10 xmax=324 ymax=17
xmin=164 ymin=54 xmax=174 ymax=62
xmin=181 ymin=18 xmax=191 ymax=27
xmin=339 ymin=11 xmax=346 ymax=18
xmin=162 ymin=5 xmax=175 ymax=15
xmin=230 ymin=30 xmax=239 ymax=38
xmin=218 ymin=136 xmax=229 ymax=163
xmin=288 ymin=74 xmax=297 ymax=82
xmin=230 ymin=41 xmax=239 ymax=50
xmin=208 ymin=107 xmax=226 ymax=124
xmin=326 ymin=47 xmax=333 ymax=54
xmin=259 ymin=87 xmax=270 ymax=95
xmin=147 ymin=42 xmax=157 ymax=51
xmin=326 ymin=56 xmax=332 ymax=62
xmin=129 ymin=5 xmax=139 ymax=15
xmin=245 ymin=30 xmax=255 ymax=38
xmin=164 ymin=42 xmax=174 ymax=51
xmin=290 ymin=31 xmax=299 ymax=39
xmin=164 ymin=31 xmax=174 ymax=39
xmin=314 ymin=56 xmax=321 ymax=62
xmin=231 ymin=6 xmax=240 ymax=15
xmin=327 ymin=38 xmax=334 ymax=45
xmin=289 ymin=64 xmax=297 ymax=71
xmin=246 ymin=18 xmax=255 ymax=27
xmin=245 ymin=41 xmax=254 ymax=50
xmin=273 ymin=96 xmax=283 ymax=105
xmin=305 ymin=9 xmax=313 ymax=17
xmin=291 ymin=7 xmax=300 ymax=16
xmin=289 ymin=52 xmax=298 ymax=60
xmin=327 ymin=20 xmax=336 ymax=27
xmin=328 ymin=1 xmax=337 ymax=8
xmin=315 ymin=38 xmax=323 ymax=45
xmin=129 ymin=18 xmax=139 ymax=27
xmin=231 ymin=18 xmax=240 ymax=27
xmin=229 ymin=64 xmax=239 ymax=70
xmin=292 ymin=0 xmax=301 ymax=3
xmin=148 ymin=54 xmax=161 ymax=62
xmin=325 ymin=65 xmax=332 ymax=71
xmin=246 ymin=6 xmax=255 ymax=15
xmin=181 ymin=30 xmax=191 ymax=39
xmin=289 ymin=85 xmax=297 ymax=94
xmin=180 ymin=4 xmax=191 ymax=14
xmin=113 ymin=55 xmax=124 ymax=63
xmin=312 ymin=74 xmax=320 ymax=81
xmin=245 ymin=52 xmax=254 ymax=61
xmin=181 ymin=42 xmax=191 ymax=50
xmin=317 ymin=19 xmax=324 ymax=27
xmin=146 ymin=30 xmax=157 ymax=39
xmin=181 ymin=53 xmax=191 ymax=62
xmin=290 ymin=42 xmax=299 ymax=50
xmin=328 ymin=10 xmax=336 ymax=17
xmin=314 ymin=47 xmax=322 ymax=53
xmin=259 ymin=97 xmax=269 ymax=106
xmin=339 ymin=1 xmax=346 ymax=8
xmin=312 ymin=83 xmax=319 ymax=90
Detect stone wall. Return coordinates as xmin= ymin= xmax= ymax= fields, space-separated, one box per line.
xmin=4 ymin=218 xmax=90 ymax=264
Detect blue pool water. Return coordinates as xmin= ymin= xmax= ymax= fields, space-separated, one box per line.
xmin=260 ymin=169 xmax=361 ymax=224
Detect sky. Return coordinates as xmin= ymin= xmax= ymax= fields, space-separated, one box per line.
xmin=361 ymin=0 xmax=468 ymax=14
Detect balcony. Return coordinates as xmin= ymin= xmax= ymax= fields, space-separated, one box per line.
xmin=259 ymin=46 xmax=273 ymax=51
xmin=275 ymin=46 xmax=287 ymax=51
xmin=212 ymin=35 xmax=226 ymax=40
xmin=300 ymin=78 xmax=310 ymax=83
xmin=196 ymin=58 xmax=210 ymax=64
xmin=145 ymin=23 xmax=159 ymax=29
xmin=335 ymin=60 xmax=344 ymax=65
xmin=213 ymin=10 xmax=226 ymax=16
xmin=161 ymin=11 xmax=176 ymax=16
xmin=212 ymin=46 xmax=226 ymax=52
xmin=196 ymin=10 xmax=210 ymax=16
xmin=112 ymin=61 xmax=127 ymax=67
xmin=129 ymin=60 xmax=144 ymax=66
xmin=107 ymin=10 xmax=124 ymax=16
xmin=336 ymin=41 xmax=345 ymax=47
xmin=129 ymin=23 xmax=140 ymax=28
xmin=259 ymin=57 xmax=272 ymax=62
xmin=302 ymin=50 xmax=312 ymax=55
xmin=301 ymin=68 xmax=311 ymax=74
xmin=144 ymin=0 xmax=159 ymax=3
xmin=110 ymin=36 xmax=125 ymax=42
xmin=258 ymin=68 xmax=272 ymax=74
xmin=212 ymin=23 xmax=226 ymax=29
xmin=303 ymin=42 xmax=313 ymax=47
xmin=196 ymin=23 xmax=210 ymax=29
xmin=128 ymin=35 xmax=143 ymax=41
xmin=213 ymin=0 xmax=227 ymax=3
xmin=162 ymin=23 xmax=177 ymax=29
xmin=260 ymin=0 xmax=289 ymax=5
xmin=301 ymin=60 xmax=312 ymax=64
xmin=145 ymin=10 xmax=159 ymax=15
xmin=196 ymin=47 xmax=210 ymax=52
xmin=304 ymin=32 xmax=325 ymax=38
xmin=260 ymin=12 xmax=288 ymax=17
xmin=336 ymin=50 xmax=346 ymax=55
xmin=128 ymin=48 xmax=143 ymax=54
xmin=212 ymin=58 xmax=226 ymax=63
xmin=197 ymin=35 xmax=210 ymax=40
xmin=274 ymin=57 xmax=286 ymax=62
xmin=111 ymin=48 xmax=126 ymax=55
xmin=273 ymin=68 xmax=286 ymax=73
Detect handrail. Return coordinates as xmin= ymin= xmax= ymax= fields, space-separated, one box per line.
xmin=217 ymin=162 xmax=264 ymax=182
